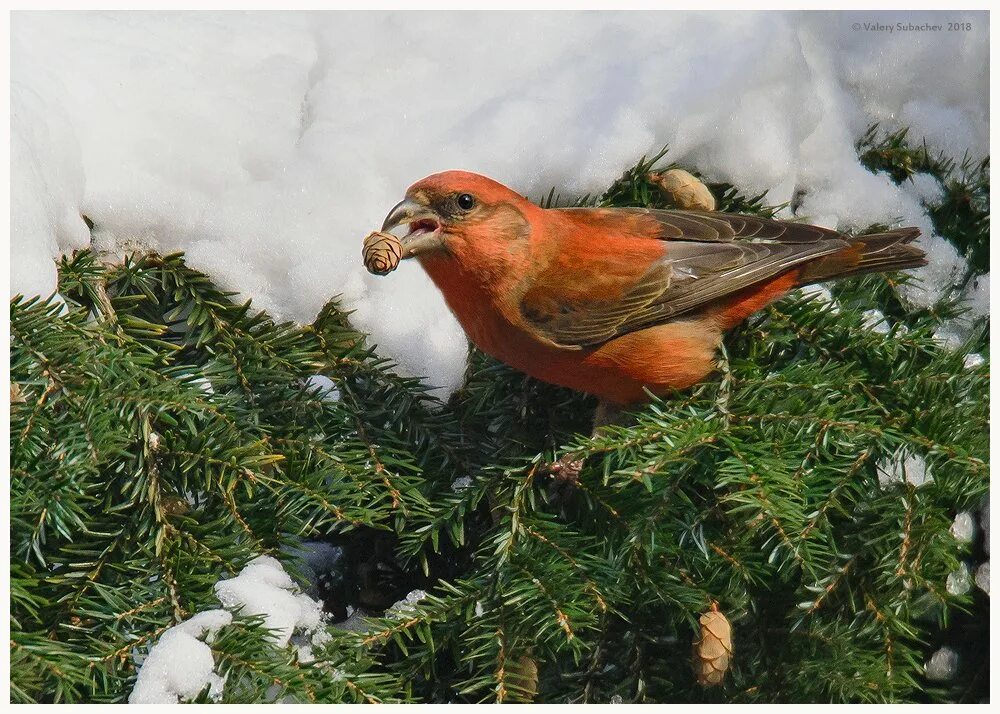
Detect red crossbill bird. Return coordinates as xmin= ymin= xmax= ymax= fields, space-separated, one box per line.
xmin=379 ymin=171 xmax=925 ymax=470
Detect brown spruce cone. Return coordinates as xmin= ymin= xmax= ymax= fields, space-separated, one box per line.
xmin=506 ymin=654 xmax=538 ymax=702
xmin=692 ymin=603 xmax=733 ymax=687
xmin=648 ymin=168 xmax=716 ymax=211
xmin=362 ymin=230 xmax=403 ymax=275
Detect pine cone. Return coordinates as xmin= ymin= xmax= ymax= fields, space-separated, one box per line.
xmin=648 ymin=169 xmax=716 ymax=211
xmin=362 ymin=231 xmax=403 ymax=276
xmin=692 ymin=604 xmax=732 ymax=687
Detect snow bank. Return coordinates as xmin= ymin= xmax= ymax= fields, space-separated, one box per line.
xmin=11 ymin=11 xmax=989 ymax=396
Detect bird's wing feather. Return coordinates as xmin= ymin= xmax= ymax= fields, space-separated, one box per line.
xmin=558 ymin=207 xmax=846 ymax=243
xmin=520 ymin=209 xmax=850 ymax=349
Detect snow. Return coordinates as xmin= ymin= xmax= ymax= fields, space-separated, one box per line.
xmin=291 ymin=627 xmax=333 ymax=665
xmin=925 ymin=646 xmax=959 ymax=682
xmin=797 ymin=285 xmax=840 ymax=314
xmin=877 ymin=451 xmax=932 ymax=489
xmin=900 ymin=236 xmax=968 ymax=312
xmin=932 ymin=327 xmax=964 ymax=352
xmin=387 ymin=589 xmax=428 ymax=616
xmin=964 ymin=353 xmax=985 ymax=370
xmin=129 ymin=610 xmax=232 ymax=704
xmin=950 ymin=511 xmax=976 ymax=544
xmin=975 ymin=562 xmax=989 ymax=596
xmin=962 ymin=274 xmax=990 ymax=319
xmin=11 ymin=11 xmax=988 ymax=397
xmin=860 ymin=309 xmax=890 ymax=335
xmin=932 ymin=273 xmax=991 ymax=351
xmin=214 ymin=555 xmax=324 ymax=647
xmin=305 ymin=375 xmax=341 ymax=403
xmin=901 ymin=173 xmax=946 ymax=207
xmin=11 ymin=55 xmax=90 ymax=299
xmin=946 ymin=563 xmax=972 ymax=596
xmin=131 ymin=556 xmax=328 ymax=704
xmin=191 ymin=376 xmax=214 ymax=396
xmin=451 ymin=476 xmax=473 ymax=491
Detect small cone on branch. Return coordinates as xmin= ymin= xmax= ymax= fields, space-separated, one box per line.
xmin=648 ymin=169 xmax=716 ymax=211
xmin=505 ymin=654 xmax=538 ymax=702
xmin=10 ymin=382 xmax=25 ymax=404
xmin=692 ymin=602 xmax=732 ymax=687
xmin=362 ymin=231 xmax=403 ymax=276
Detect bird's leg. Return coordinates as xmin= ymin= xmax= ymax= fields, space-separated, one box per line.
xmin=592 ymin=399 xmax=625 ymax=432
xmin=545 ymin=400 xmax=625 ymax=485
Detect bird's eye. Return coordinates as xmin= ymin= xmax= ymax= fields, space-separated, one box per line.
xmin=456 ymin=193 xmax=476 ymax=211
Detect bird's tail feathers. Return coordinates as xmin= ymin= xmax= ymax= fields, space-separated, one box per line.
xmin=798 ymin=227 xmax=926 ymax=284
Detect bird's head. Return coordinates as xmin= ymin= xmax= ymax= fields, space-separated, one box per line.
xmin=380 ymin=171 xmax=536 ymax=268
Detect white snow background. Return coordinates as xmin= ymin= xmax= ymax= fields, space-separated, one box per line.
xmin=11 ymin=11 xmax=989 ymax=397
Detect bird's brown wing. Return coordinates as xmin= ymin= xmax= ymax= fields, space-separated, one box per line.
xmin=611 ymin=208 xmax=845 ymax=243
xmin=519 ymin=209 xmax=850 ymax=349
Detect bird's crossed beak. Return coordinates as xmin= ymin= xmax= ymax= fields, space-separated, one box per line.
xmin=381 ymin=198 xmax=445 ymax=258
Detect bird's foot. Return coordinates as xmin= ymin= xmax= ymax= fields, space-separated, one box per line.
xmin=539 ymin=401 xmax=627 ymax=487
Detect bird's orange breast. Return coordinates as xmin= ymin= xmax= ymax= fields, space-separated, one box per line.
xmin=419 ymin=249 xmax=722 ymax=404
